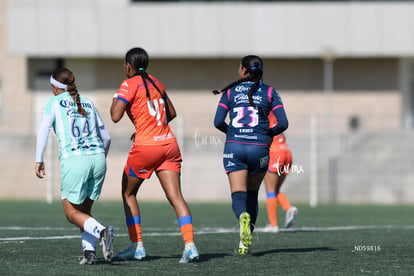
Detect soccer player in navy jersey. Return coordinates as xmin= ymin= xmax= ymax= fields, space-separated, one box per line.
xmin=213 ymin=55 xmax=288 ymax=254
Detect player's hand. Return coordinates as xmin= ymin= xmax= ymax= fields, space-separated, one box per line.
xmin=35 ymin=162 xmax=46 ymax=179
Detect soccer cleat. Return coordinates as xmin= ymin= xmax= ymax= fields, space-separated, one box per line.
xmin=100 ymin=226 xmax=115 ymax=261
xmin=239 ymin=212 xmax=252 ymax=247
xmin=117 ymin=242 xmax=147 ymax=260
xmin=284 ymin=207 xmax=298 ymax=228
xmin=79 ymin=250 xmax=97 ymax=265
xmin=263 ymin=225 xmax=279 ymax=233
xmin=237 ymin=241 xmax=248 ymax=255
xmin=179 ymin=242 xmax=199 ymax=263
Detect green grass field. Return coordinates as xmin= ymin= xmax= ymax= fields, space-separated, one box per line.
xmin=0 ymin=201 xmax=413 ymax=275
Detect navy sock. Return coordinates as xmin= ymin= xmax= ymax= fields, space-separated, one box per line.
xmin=231 ymin=191 xmax=247 ymax=219
xmin=246 ymin=189 xmax=259 ymax=232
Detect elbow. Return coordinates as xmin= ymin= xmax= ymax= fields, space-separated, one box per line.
xmin=281 ymin=120 xmax=289 ymax=132
xmin=110 ymin=113 xmax=122 ymax=123
xmin=213 ymin=116 xmax=223 ymax=129
xmin=213 ymin=120 xmax=222 ymax=130
xmin=167 ymin=113 xmax=177 ymax=122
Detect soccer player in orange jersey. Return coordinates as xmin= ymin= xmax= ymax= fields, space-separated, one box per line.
xmin=264 ymin=113 xmax=297 ymax=233
xmin=110 ymin=47 xmax=199 ymax=263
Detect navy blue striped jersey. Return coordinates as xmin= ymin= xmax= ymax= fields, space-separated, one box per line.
xmin=214 ymin=80 xmax=288 ymax=145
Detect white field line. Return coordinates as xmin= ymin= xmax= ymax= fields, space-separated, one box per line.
xmin=1 ymin=225 xmax=413 ymax=242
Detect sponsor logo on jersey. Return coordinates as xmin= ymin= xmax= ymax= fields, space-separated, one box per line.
xmin=234 ymin=93 xmax=263 ymax=105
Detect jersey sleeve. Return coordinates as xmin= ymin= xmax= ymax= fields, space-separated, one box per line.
xmin=269 ymin=88 xmax=288 ymax=136
xmin=35 ymin=105 xmax=55 ymax=162
xmin=116 ymin=79 xmax=136 ymax=105
xmin=214 ymin=90 xmax=230 ymax=133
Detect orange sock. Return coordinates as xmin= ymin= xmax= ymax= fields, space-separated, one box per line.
xmin=266 ymin=192 xmax=278 ymax=227
xmin=178 ymin=216 xmax=194 ymax=245
xmin=126 ymin=216 xmax=142 ymax=243
xmin=277 ymin=192 xmax=291 ymax=212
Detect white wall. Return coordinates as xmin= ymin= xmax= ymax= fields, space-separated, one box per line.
xmin=7 ymin=0 xmax=414 ymax=58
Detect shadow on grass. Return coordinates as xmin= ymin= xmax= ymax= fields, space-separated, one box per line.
xmin=251 ymin=246 xmax=336 ymax=257
xmin=110 ymin=253 xmax=231 ymax=263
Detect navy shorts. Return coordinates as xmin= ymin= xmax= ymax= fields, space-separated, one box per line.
xmin=223 ymin=142 xmax=269 ymax=174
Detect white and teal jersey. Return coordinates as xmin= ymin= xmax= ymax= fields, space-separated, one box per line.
xmin=36 ymin=92 xmax=111 ymax=162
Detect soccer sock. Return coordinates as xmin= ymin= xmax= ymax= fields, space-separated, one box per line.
xmin=246 ymin=190 xmax=259 ymax=232
xmin=126 ymin=216 xmax=143 ymax=243
xmin=81 ymin=231 xmax=96 ymax=252
xmin=83 ymin=217 xmax=105 ymax=239
xmin=231 ymin=191 xmax=247 ymax=219
xmin=277 ymin=192 xmax=292 ymax=212
xmin=266 ymin=192 xmax=278 ymax=227
xmin=178 ymin=215 xmax=194 ymax=245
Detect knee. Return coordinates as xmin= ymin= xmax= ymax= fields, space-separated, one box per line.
xmin=64 ymin=210 xmax=76 ymax=224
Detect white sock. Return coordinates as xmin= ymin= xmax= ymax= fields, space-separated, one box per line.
xmin=81 ymin=231 xmax=96 ymax=251
xmin=185 ymin=242 xmax=195 ymax=250
xmin=83 ymin=218 xmax=105 ymax=239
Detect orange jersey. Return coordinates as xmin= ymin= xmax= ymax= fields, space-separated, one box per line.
xmin=268 ymin=112 xmax=288 ymax=150
xmin=117 ymin=75 xmax=176 ymax=145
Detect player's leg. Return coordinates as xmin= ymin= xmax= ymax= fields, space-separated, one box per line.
xmin=157 ymin=142 xmax=198 ymax=263
xmin=264 ymin=171 xmax=279 ymax=231
xmin=228 ymin=170 xmax=252 ymax=252
xmin=246 ymin=171 xmax=265 ymax=233
xmin=62 ymin=199 xmax=110 ymax=264
xmin=276 ymin=173 xmax=291 ymax=211
xmin=117 ymin=172 xmax=146 ymax=260
xmin=77 ymin=198 xmax=97 ymax=264
xmin=157 ymin=169 xmax=199 ymax=263
xmin=244 ymin=144 xmax=268 ymax=233
xmin=264 ymin=149 xmax=283 ymax=231
xmin=228 ymin=169 xmax=248 ymax=217
xmin=60 ymin=155 xmax=112 ymax=259
xmin=86 ymin=154 xmax=115 ymax=262
xmin=275 ymin=150 xmax=297 ymax=228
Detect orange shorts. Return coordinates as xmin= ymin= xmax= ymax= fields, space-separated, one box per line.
xmin=268 ymin=148 xmax=292 ymax=175
xmin=124 ymin=142 xmax=182 ymax=179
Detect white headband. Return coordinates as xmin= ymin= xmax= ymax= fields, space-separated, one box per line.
xmin=50 ymin=75 xmax=68 ymax=90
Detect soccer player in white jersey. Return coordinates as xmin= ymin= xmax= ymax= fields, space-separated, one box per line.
xmin=35 ymin=68 xmax=114 ymax=265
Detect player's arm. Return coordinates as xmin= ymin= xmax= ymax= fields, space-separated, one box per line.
xmin=35 ymin=110 xmax=54 ymax=179
xmin=164 ymin=96 xmax=177 ymax=122
xmin=110 ymin=96 xmax=127 ymax=123
xmin=269 ymin=106 xmax=288 ymax=136
xmin=269 ymin=89 xmax=288 ymax=136
xmin=214 ymin=104 xmax=229 ymax=133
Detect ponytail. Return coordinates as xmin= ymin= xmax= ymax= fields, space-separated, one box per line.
xmin=135 ymin=68 xmax=164 ymax=101
xmin=51 ymin=67 xmax=87 ymax=117
xmin=125 ymin=47 xmax=164 ymax=101
xmin=212 ymin=55 xmax=264 ymax=113
xmin=69 ymin=88 xmax=87 ymax=117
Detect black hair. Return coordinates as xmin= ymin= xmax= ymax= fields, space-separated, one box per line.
xmin=125 ymin=47 xmax=163 ymax=100
xmin=52 ymin=67 xmax=87 ymax=116
xmin=212 ymin=55 xmax=263 ymax=113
